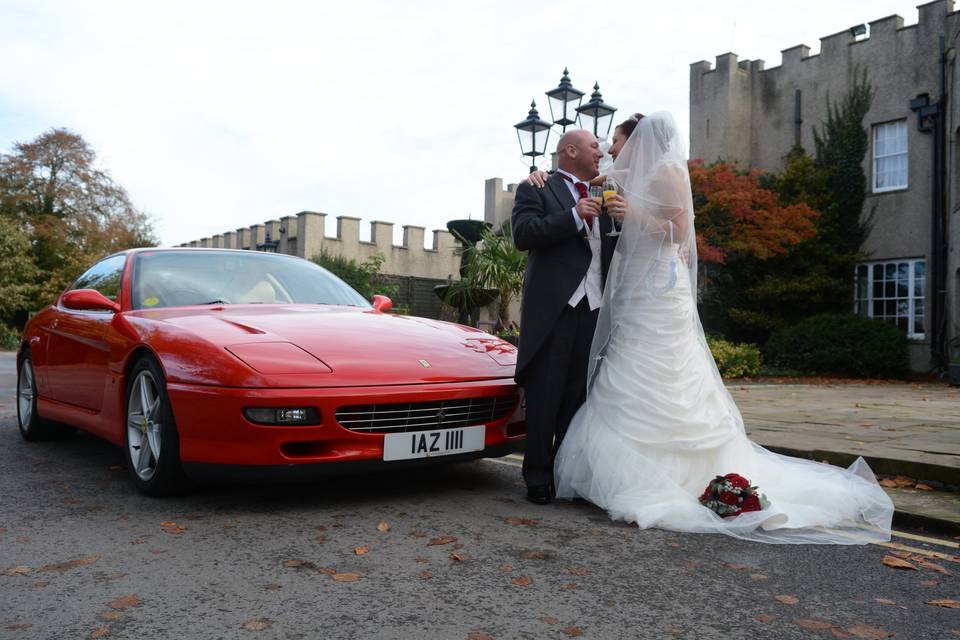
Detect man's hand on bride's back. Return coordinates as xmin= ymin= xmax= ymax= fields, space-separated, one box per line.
xmin=523 ymin=170 xmax=550 ymax=188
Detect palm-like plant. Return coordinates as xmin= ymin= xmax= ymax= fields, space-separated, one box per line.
xmin=465 ymin=221 xmax=526 ymax=332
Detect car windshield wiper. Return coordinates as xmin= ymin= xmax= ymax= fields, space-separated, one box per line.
xmin=201 ymin=299 xmax=229 ymax=305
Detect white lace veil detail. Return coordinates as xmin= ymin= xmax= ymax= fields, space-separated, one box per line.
xmin=587 ymin=112 xmax=699 ymax=391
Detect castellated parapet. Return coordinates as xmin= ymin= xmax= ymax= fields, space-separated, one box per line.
xmin=179 ymin=211 xmax=461 ymax=281
xmin=689 ymin=0 xmax=955 ymax=172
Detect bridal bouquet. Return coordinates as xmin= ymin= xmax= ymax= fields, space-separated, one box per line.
xmin=698 ymin=473 xmax=770 ymax=518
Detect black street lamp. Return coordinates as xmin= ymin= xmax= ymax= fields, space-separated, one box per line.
xmin=256 ymin=229 xmax=281 ymax=252
xmin=576 ymin=82 xmax=618 ymax=140
xmin=514 ymin=100 xmax=553 ymax=174
xmin=545 ymin=67 xmax=584 ymax=132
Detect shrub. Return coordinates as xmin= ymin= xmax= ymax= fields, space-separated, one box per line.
xmin=706 ymin=335 xmax=763 ymax=378
xmin=765 ymin=313 xmax=908 ymax=378
xmin=0 ymin=324 xmax=20 ymax=351
xmin=310 ymin=250 xmax=398 ymax=302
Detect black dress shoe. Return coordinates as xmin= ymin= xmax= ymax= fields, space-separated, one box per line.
xmin=526 ymin=484 xmax=554 ymax=505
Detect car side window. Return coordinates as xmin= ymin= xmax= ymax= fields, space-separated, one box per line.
xmin=69 ymin=254 xmax=127 ymax=301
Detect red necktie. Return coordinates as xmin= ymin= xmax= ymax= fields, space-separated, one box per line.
xmin=561 ymin=174 xmax=593 ymax=230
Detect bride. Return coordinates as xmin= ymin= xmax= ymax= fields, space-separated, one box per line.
xmin=549 ymin=112 xmax=894 ymax=544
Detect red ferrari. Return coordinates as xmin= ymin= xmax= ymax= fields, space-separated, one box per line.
xmin=16 ymin=248 xmax=525 ymax=495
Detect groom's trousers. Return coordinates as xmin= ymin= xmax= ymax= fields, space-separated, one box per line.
xmin=521 ymin=297 xmax=599 ymax=489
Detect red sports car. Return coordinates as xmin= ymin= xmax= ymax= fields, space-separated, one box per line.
xmin=16 ymin=248 xmax=525 ymax=495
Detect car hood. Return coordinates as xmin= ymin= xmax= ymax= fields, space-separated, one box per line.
xmin=128 ymin=304 xmax=516 ymax=386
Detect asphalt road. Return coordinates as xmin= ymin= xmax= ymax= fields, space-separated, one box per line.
xmin=1 ymin=352 xmax=957 ymax=640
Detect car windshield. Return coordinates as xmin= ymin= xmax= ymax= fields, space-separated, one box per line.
xmin=130 ymin=250 xmax=370 ymax=310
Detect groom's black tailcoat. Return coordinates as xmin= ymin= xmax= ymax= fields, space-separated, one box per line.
xmin=511 ymin=173 xmax=617 ymax=488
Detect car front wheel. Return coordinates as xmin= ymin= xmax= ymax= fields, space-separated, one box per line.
xmin=124 ymin=355 xmax=189 ymax=496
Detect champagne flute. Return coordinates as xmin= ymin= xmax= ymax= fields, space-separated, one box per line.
xmin=602 ymin=178 xmax=621 ymax=237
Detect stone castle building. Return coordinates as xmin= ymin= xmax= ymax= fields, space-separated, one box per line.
xmin=690 ymin=0 xmax=958 ymax=373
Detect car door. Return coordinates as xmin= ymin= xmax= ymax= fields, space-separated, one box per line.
xmin=43 ymin=254 xmax=127 ymax=411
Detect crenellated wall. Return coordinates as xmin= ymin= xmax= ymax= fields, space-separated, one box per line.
xmin=179 ymin=211 xmax=461 ymax=281
xmin=689 ymin=0 xmax=960 ymax=373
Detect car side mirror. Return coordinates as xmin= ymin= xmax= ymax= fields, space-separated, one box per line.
xmin=62 ymin=289 xmax=121 ymax=313
xmin=371 ymin=295 xmax=393 ymax=313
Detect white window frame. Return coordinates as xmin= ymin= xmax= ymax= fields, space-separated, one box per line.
xmin=853 ymin=259 xmax=925 ymax=339
xmin=872 ymin=120 xmax=908 ymax=193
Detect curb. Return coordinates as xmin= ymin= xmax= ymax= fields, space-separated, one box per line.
xmin=765 ymin=445 xmax=960 ymax=535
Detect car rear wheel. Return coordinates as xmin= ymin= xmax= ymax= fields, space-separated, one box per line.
xmin=17 ymin=352 xmax=74 ymax=441
xmin=124 ymin=355 xmax=189 ymax=496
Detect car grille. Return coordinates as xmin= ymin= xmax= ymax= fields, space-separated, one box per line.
xmin=336 ymin=394 xmax=519 ymax=433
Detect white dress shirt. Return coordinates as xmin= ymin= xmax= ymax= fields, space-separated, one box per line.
xmin=556 ymin=169 xmax=603 ymax=311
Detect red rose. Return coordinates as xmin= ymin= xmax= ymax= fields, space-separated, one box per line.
xmin=724 ymin=473 xmax=750 ymax=489
xmin=741 ymin=495 xmax=762 ymax=512
xmin=718 ymin=491 xmax=739 ymax=506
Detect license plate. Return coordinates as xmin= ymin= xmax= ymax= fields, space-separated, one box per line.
xmin=382 ymin=426 xmax=485 ymax=461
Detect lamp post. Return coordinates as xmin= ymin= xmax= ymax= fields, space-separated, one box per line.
xmin=576 ymin=82 xmax=617 ymax=140
xmin=256 ymin=228 xmax=281 ymax=252
xmin=545 ymin=67 xmax=584 ymax=132
xmin=513 ymin=100 xmax=553 ymax=174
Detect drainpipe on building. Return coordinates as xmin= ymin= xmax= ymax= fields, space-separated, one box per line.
xmin=911 ymin=34 xmax=949 ymax=373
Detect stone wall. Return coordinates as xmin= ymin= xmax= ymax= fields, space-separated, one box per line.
xmin=179 ymin=211 xmax=461 ymax=282
xmin=689 ymin=0 xmax=960 ymax=372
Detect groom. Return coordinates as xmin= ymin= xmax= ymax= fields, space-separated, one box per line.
xmin=511 ymin=129 xmax=618 ymax=504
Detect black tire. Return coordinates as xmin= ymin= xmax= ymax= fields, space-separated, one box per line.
xmin=123 ymin=355 xmax=190 ymax=496
xmin=17 ymin=351 xmax=75 ymax=441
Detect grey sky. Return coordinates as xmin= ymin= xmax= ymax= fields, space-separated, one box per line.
xmin=0 ymin=1 xmax=925 ymax=247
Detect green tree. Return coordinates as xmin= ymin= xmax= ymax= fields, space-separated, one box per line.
xmin=310 ymin=249 xmax=398 ymax=302
xmin=0 ymin=127 xmax=156 ymax=325
xmin=464 ymin=221 xmax=526 ymax=332
xmin=0 ymin=217 xmax=39 ymax=327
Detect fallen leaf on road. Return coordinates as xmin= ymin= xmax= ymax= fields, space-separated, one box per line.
xmin=317 ymin=567 xmax=337 ymax=575
xmin=427 ymin=536 xmax=457 ymax=546
xmin=377 ymin=521 xmax=390 ymax=532
xmin=354 ymin=546 xmax=369 ymax=556
xmin=915 ymin=483 xmax=933 ymax=491
xmin=89 ymin=625 xmax=110 ymax=639
xmin=39 ymin=555 xmax=100 ymax=573
xmin=502 ymin=517 xmax=539 ymax=526
xmin=888 ymin=550 xmax=912 ymax=559
xmin=542 ymin=617 xmax=558 ymax=625
xmin=561 ymin=627 xmax=583 ymax=637
xmin=520 ymin=550 xmax=547 ymax=560
xmin=847 ymin=624 xmax=895 ymax=638
xmin=775 ymin=595 xmax=799 ymax=605
xmin=893 ymin=475 xmax=915 ymax=488
xmin=263 ymin=584 xmax=282 ymax=591
xmin=756 ymin=614 xmax=776 ymax=623
xmin=467 ymin=632 xmax=493 ymax=640
xmin=412 ymin=531 xmax=427 ymax=537
xmin=921 ymin=580 xmax=940 ymax=586
xmin=794 ymin=619 xmax=835 ymax=631
xmin=566 ymin=567 xmax=588 ymax=577
xmin=4 ymin=566 xmax=32 ymax=576
xmin=418 ymin=571 xmax=433 ymax=580
xmin=882 ymin=555 xmax=917 ymax=570
xmin=332 ymin=572 xmax=361 ymax=582
xmin=751 ymin=573 xmax=769 ymax=581
xmin=450 ymin=553 xmax=471 ymax=562
xmin=878 ymin=479 xmax=897 ymax=488
xmin=928 ymin=599 xmax=960 ymax=608
xmin=106 ymin=594 xmax=139 ymax=610
xmin=98 ymin=612 xmax=122 ymax=621
xmin=563 ymin=583 xmax=577 ymax=589
xmin=241 ymin=619 xmax=272 ymax=631
xmin=6 ymin=624 xmax=32 ymax=630
xmin=873 ymin=598 xmax=896 ymax=605
xmin=159 ymin=521 xmax=176 ymax=527
xmin=511 ymin=575 xmax=532 ymax=586
xmin=916 ymin=559 xmax=951 ymax=575
xmin=498 ymin=564 xmax=513 ymax=573
xmin=282 ymin=560 xmax=304 ymax=568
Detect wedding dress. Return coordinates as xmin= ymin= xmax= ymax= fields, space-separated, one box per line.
xmin=553 ymin=113 xmax=893 ymax=544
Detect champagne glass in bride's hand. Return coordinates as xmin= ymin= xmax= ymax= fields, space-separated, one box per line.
xmin=602 ymin=178 xmax=622 ymax=237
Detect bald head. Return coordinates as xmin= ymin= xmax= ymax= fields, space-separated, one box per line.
xmin=556 ymin=130 xmax=602 ymax=181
